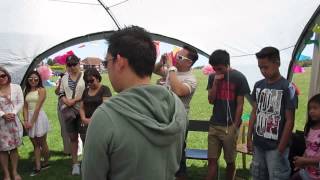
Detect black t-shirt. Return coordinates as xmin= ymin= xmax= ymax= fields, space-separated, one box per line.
xmin=207 ymin=70 xmax=250 ymax=126
xmin=252 ymin=77 xmax=298 ymax=150
xmin=82 ymin=85 xmax=112 ymax=118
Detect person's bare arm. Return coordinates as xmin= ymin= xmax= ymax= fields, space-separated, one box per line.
xmin=234 ymin=95 xmax=244 ymax=127
xmin=30 ymin=88 xmax=46 ymax=126
xmin=168 ymin=71 xmax=192 ymax=96
xmin=153 ymin=54 xmax=166 ymax=76
xmin=247 ymin=103 xmax=257 ymax=152
xmin=208 ymin=74 xmax=223 ymax=104
xmin=278 ymin=109 xmax=295 ymax=154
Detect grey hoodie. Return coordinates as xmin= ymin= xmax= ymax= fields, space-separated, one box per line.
xmin=82 ymin=85 xmax=187 ymax=180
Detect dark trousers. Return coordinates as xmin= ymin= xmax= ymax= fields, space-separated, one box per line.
xmin=175 ymin=130 xmax=188 ymax=177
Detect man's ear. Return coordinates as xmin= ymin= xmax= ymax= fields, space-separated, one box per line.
xmin=116 ymin=54 xmax=129 ymax=71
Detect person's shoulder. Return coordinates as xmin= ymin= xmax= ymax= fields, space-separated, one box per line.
xmin=11 ymin=83 xmax=20 ymax=88
xmin=61 ymin=74 xmax=68 ymax=81
xmin=38 ymin=87 xmax=46 ymax=93
xmin=279 ymin=77 xmax=290 ymax=85
xmin=91 ymin=102 xmax=114 ymax=124
xmin=89 ymin=104 xmax=116 ymax=140
xmin=232 ymin=69 xmax=246 ymax=77
xmin=254 ymin=79 xmax=265 ymax=87
xmin=11 ymin=83 xmax=22 ymax=90
xmin=273 ymin=77 xmax=292 ymax=90
xmin=101 ymin=85 xmax=110 ymax=91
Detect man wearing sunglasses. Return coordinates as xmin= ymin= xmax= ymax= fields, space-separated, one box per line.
xmin=82 ymin=26 xmax=188 ymax=180
xmin=154 ymin=45 xmax=198 ymax=180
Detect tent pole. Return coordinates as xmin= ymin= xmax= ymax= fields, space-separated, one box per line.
xmin=97 ymin=0 xmax=121 ymax=30
xmin=309 ymin=33 xmax=320 ymax=98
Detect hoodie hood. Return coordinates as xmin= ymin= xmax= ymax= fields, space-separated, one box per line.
xmin=105 ymin=84 xmax=187 ymax=147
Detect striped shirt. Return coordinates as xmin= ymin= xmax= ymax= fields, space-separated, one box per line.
xmin=165 ymin=70 xmax=197 ymax=114
xmin=68 ymin=76 xmax=77 ymax=92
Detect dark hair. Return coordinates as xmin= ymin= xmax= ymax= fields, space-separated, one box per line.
xmin=304 ymin=94 xmax=320 ymax=136
xmin=83 ymin=68 xmax=102 ymax=82
xmin=59 ymin=72 xmax=65 ymax=78
xmin=209 ymin=49 xmax=230 ymax=66
xmin=255 ymin=46 xmax=280 ymax=64
xmin=183 ymin=45 xmax=198 ymax=65
xmin=107 ymin=26 xmax=157 ymax=78
xmin=0 ymin=66 xmax=11 ymax=84
xmin=24 ymin=71 xmax=44 ymax=97
xmin=66 ymin=55 xmax=80 ymax=64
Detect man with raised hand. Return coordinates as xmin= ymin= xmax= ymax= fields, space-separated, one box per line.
xmin=154 ymin=45 xmax=199 ymax=180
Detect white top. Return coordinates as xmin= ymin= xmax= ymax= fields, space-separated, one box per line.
xmin=0 ymin=84 xmax=24 ymax=117
xmin=59 ymin=73 xmax=85 ymax=109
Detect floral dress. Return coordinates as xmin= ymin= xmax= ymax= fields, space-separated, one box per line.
xmin=0 ymin=84 xmax=24 ymax=151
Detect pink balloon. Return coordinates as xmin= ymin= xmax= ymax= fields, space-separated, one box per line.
xmin=37 ymin=65 xmax=52 ymax=81
xmin=202 ymin=64 xmax=215 ymax=75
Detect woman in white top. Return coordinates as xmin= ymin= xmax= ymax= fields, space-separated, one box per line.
xmin=23 ymin=70 xmax=50 ymax=176
xmin=0 ymin=67 xmax=24 ymax=180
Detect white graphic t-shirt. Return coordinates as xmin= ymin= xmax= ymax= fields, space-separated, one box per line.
xmin=252 ymin=77 xmax=297 ymax=150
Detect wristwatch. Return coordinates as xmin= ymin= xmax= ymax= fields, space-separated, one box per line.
xmin=168 ymin=66 xmax=177 ymax=72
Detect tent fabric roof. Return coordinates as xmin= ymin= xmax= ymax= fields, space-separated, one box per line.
xmin=0 ymin=0 xmax=319 ymax=85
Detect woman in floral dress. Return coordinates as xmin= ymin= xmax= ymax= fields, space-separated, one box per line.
xmin=0 ymin=67 xmax=24 ymax=180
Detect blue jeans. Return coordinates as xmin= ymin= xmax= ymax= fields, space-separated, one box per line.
xmin=251 ymin=146 xmax=291 ymax=180
xmin=299 ymin=169 xmax=311 ymax=180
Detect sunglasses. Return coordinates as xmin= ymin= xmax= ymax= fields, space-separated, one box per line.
xmin=0 ymin=74 xmax=7 ymax=79
xmin=67 ymin=62 xmax=78 ymax=67
xmin=103 ymin=57 xmax=116 ymax=67
xmin=28 ymin=77 xmax=39 ymax=82
xmin=176 ymin=55 xmax=192 ymax=62
xmin=102 ymin=60 xmax=108 ymax=67
xmin=86 ymin=79 xmax=95 ymax=84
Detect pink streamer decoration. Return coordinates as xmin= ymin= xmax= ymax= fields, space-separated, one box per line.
xmin=293 ymin=64 xmax=305 ymax=73
xmin=202 ymin=64 xmax=215 ymax=75
xmin=53 ymin=51 xmax=74 ymax=65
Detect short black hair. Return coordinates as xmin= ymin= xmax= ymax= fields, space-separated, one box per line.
xmin=107 ymin=26 xmax=157 ymax=78
xmin=84 ymin=68 xmax=102 ymax=82
xmin=255 ymin=46 xmax=280 ymax=64
xmin=183 ymin=45 xmax=198 ymax=65
xmin=209 ymin=49 xmax=230 ymax=66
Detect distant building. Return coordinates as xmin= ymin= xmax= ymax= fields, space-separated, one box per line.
xmin=81 ymin=57 xmax=103 ymax=71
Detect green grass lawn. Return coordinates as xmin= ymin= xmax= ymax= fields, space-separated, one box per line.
xmin=0 ymin=68 xmax=311 ymax=179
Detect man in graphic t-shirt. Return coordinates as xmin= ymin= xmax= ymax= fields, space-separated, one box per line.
xmin=247 ymin=47 xmax=298 ymax=180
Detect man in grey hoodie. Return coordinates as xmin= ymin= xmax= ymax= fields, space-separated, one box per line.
xmin=81 ymin=26 xmax=188 ymax=180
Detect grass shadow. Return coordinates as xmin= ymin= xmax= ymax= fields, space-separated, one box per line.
xmin=0 ymin=151 xmax=80 ymax=180
xmin=186 ymin=160 xmax=251 ymax=180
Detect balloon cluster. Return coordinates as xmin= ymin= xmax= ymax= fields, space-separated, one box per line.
xmin=37 ymin=65 xmax=52 ymax=81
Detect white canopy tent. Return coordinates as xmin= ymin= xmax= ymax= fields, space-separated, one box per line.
xmin=0 ymin=0 xmax=319 ymax=92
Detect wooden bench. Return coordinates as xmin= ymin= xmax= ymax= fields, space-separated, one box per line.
xmin=236 ymin=121 xmax=252 ymax=169
xmin=185 ymin=120 xmax=210 ymax=160
xmin=186 ymin=120 xmax=252 ymax=169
